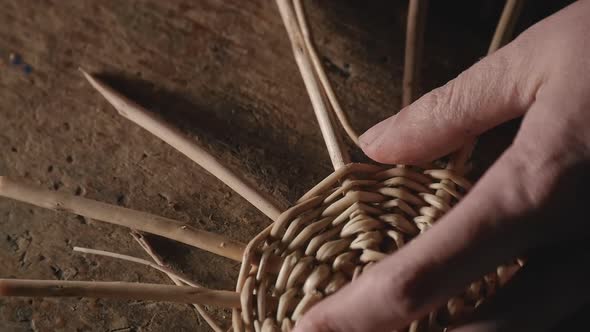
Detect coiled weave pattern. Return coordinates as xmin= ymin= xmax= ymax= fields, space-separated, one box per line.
xmin=233 ymin=163 xmax=514 ymax=331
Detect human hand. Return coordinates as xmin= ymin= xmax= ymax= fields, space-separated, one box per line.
xmin=294 ymin=1 xmax=590 ymax=331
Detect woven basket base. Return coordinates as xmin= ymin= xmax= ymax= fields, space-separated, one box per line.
xmin=232 ymin=163 xmax=517 ymax=332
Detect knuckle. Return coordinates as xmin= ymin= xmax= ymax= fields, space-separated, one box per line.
xmin=506 ymin=168 xmax=546 ymax=212
xmin=501 ymin=145 xmax=562 ymax=211
xmin=296 ymin=307 xmax=336 ymax=332
xmin=382 ymin=263 xmax=430 ymax=322
xmin=418 ymin=81 xmax=463 ymax=125
xmin=434 ymin=81 xmax=459 ymax=116
xmin=392 ymin=287 xmax=423 ymax=320
xmin=509 ymin=25 xmax=538 ymax=51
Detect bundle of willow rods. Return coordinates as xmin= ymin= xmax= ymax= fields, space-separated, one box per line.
xmin=0 ymin=0 xmax=524 ymax=331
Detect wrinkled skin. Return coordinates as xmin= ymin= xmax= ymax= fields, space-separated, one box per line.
xmin=294 ymin=1 xmax=590 ymax=331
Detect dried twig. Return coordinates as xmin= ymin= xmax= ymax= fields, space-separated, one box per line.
xmin=73 ymin=246 xmax=198 ymax=287
xmin=292 ymin=0 xmax=360 ymax=146
xmin=76 ymin=241 xmax=224 ymax=332
xmin=0 ymin=279 xmax=241 ymax=307
xmin=0 ymin=177 xmax=245 ymax=261
xmin=403 ymin=0 xmax=429 ymax=107
xmin=131 ymin=233 xmax=224 ymax=332
xmin=275 ymin=0 xmax=350 ymax=170
xmin=131 ymin=232 xmax=184 ymax=285
xmin=488 ymin=0 xmax=524 ymax=54
xmin=80 ymin=69 xmax=283 ymax=222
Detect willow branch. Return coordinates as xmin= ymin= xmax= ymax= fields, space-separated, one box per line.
xmin=80 ymin=69 xmax=283 ymax=221
xmin=0 ymin=177 xmax=245 ymax=261
xmin=73 ymin=247 xmax=199 ymax=287
xmin=275 ymin=0 xmax=350 ymax=170
xmin=292 ymin=0 xmax=360 ymax=146
xmin=76 ymin=242 xmax=224 ymax=332
xmin=488 ymin=0 xmax=524 ymax=54
xmin=0 ymin=279 xmax=240 ymax=308
xmin=403 ymin=0 xmax=429 ymax=107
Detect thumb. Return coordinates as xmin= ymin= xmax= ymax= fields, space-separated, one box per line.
xmin=360 ymin=43 xmax=541 ymax=164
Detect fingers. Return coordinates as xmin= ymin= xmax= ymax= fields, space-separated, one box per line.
xmin=294 ymin=143 xmax=561 ymax=332
xmin=360 ymin=43 xmax=542 ymax=164
xmin=450 ymin=242 xmax=590 ymax=332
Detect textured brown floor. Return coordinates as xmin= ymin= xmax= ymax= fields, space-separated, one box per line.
xmin=0 ymin=1 xmax=575 ymax=331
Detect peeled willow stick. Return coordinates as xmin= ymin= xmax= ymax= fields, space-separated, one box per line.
xmin=488 ymin=0 xmax=524 ymax=54
xmin=402 ymin=0 xmax=429 ymax=107
xmin=75 ymin=244 xmax=224 ymax=332
xmin=0 ymin=279 xmax=240 ymax=308
xmin=0 ymin=177 xmax=245 ymax=262
xmin=80 ymin=69 xmax=283 ymax=222
xmin=131 ymin=231 xmax=185 ymax=286
xmin=275 ymin=0 xmax=350 ymax=170
xmin=131 ymin=231 xmax=225 ymax=332
xmin=73 ymin=247 xmax=199 ymax=287
xmin=292 ymin=0 xmax=360 ymax=146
